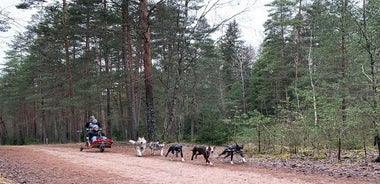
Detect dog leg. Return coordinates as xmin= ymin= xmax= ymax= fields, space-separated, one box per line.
xmin=160 ymin=149 xmax=163 ymax=156
xmin=223 ymin=152 xmax=231 ymax=159
xmin=240 ymin=152 xmax=247 ymax=162
xmin=137 ymin=149 xmax=142 ymax=157
xmin=208 ymin=156 xmax=214 ymax=166
xmin=191 ymin=149 xmax=198 ymax=160
xmin=207 ymin=154 xmax=211 ymax=165
xmin=218 ymin=150 xmax=227 ymax=159
xmin=208 ymin=155 xmax=214 ymax=166
xmin=165 ymin=147 xmax=172 ymax=158
xmin=230 ymin=153 xmax=234 ymax=164
xmin=203 ymin=154 xmax=210 ymax=165
xmin=137 ymin=147 xmax=143 ymax=157
xmin=141 ymin=147 xmax=146 ymax=156
xmin=180 ymin=151 xmax=185 ymax=162
xmin=170 ymin=149 xmax=175 ymax=160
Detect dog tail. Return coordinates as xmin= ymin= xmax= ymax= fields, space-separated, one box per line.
xmin=129 ymin=140 xmax=136 ymax=144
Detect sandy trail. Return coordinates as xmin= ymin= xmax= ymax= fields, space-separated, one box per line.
xmin=0 ymin=144 xmax=375 ymax=184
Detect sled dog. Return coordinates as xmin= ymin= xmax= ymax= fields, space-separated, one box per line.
xmin=129 ymin=137 xmax=147 ymax=157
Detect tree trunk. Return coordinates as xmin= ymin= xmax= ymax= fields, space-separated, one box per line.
xmin=307 ymin=30 xmax=318 ymax=126
xmin=99 ymin=0 xmax=111 ymax=138
xmin=0 ymin=116 xmax=6 ymax=145
xmin=123 ymin=0 xmax=137 ymax=140
xmin=338 ymin=135 xmax=342 ymax=161
xmin=140 ymin=0 xmax=155 ymax=141
xmin=62 ymin=0 xmax=73 ymax=98
xmin=117 ymin=92 xmax=127 ymax=139
xmin=62 ymin=0 xmax=75 ymax=143
xmin=236 ymin=52 xmax=247 ymax=113
xmin=258 ymin=125 xmax=261 ymax=153
xmin=190 ymin=96 xmax=197 ymax=140
xmin=338 ymin=0 xmax=348 ymax=161
xmin=294 ymin=0 xmax=302 ymax=112
xmin=359 ymin=0 xmax=378 ymax=128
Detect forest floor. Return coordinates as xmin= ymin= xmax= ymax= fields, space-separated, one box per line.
xmin=0 ymin=143 xmax=379 ymax=184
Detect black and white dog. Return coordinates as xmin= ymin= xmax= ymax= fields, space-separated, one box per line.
xmin=191 ymin=145 xmax=215 ymax=165
xmin=129 ymin=137 xmax=147 ymax=157
xmin=148 ymin=140 xmax=165 ymax=156
xmin=165 ymin=144 xmax=185 ymax=161
xmin=218 ymin=143 xmax=247 ymax=164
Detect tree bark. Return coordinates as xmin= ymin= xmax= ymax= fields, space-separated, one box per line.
xmin=140 ymin=0 xmax=155 ymax=141
xmin=338 ymin=0 xmax=348 ymax=161
xmin=0 ymin=116 xmax=6 ymax=145
xmin=123 ymin=0 xmax=137 ymax=140
xmin=62 ymin=0 xmax=76 ymax=143
xmin=294 ymin=0 xmax=302 ymax=112
xmin=307 ymin=30 xmax=318 ymax=126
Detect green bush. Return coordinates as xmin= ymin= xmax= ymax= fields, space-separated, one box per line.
xmin=342 ymin=135 xmax=363 ymax=150
xmin=196 ymin=123 xmax=230 ymax=145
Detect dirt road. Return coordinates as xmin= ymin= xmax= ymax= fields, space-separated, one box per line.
xmin=0 ymin=144 xmax=377 ymax=184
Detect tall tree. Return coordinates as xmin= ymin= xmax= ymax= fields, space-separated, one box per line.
xmin=338 ymin=0 xmax=349 ymax=161
xmin=352 ymin=0 xmax=380 ymax=132
xmin=122 ymin=0 xmax=137 ymax=140
xmin=140 ymin=0 xmax=155 ymax=141
xmin=219 ymin=20 xmax=249 ymax=114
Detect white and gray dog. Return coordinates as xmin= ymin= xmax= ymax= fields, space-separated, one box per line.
xmin=148 ymin=140 xmax=165 ymax=156
xmin=129 ymin=137 xmax=147 ymax=157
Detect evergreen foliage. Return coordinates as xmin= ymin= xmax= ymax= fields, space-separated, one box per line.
xmin=0 ymin=0 xmax=380 ymax=159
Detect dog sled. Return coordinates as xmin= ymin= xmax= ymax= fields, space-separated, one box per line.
xmin=80 ymin=128 xmax=113 ymax=152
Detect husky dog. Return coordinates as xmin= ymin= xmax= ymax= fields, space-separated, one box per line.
xmin=165 ymin=144 xmax=185 ymax=162
xmin=218 ymin=143 xmax=247 ymax=164
xmin=148 ymin=140 xmax=165 ymax=156
xmin=129 ymin=137 xmax=147 ymax=157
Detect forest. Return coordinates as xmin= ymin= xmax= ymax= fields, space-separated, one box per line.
xmin=0 ymin=0 xmax=380 ymax=161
